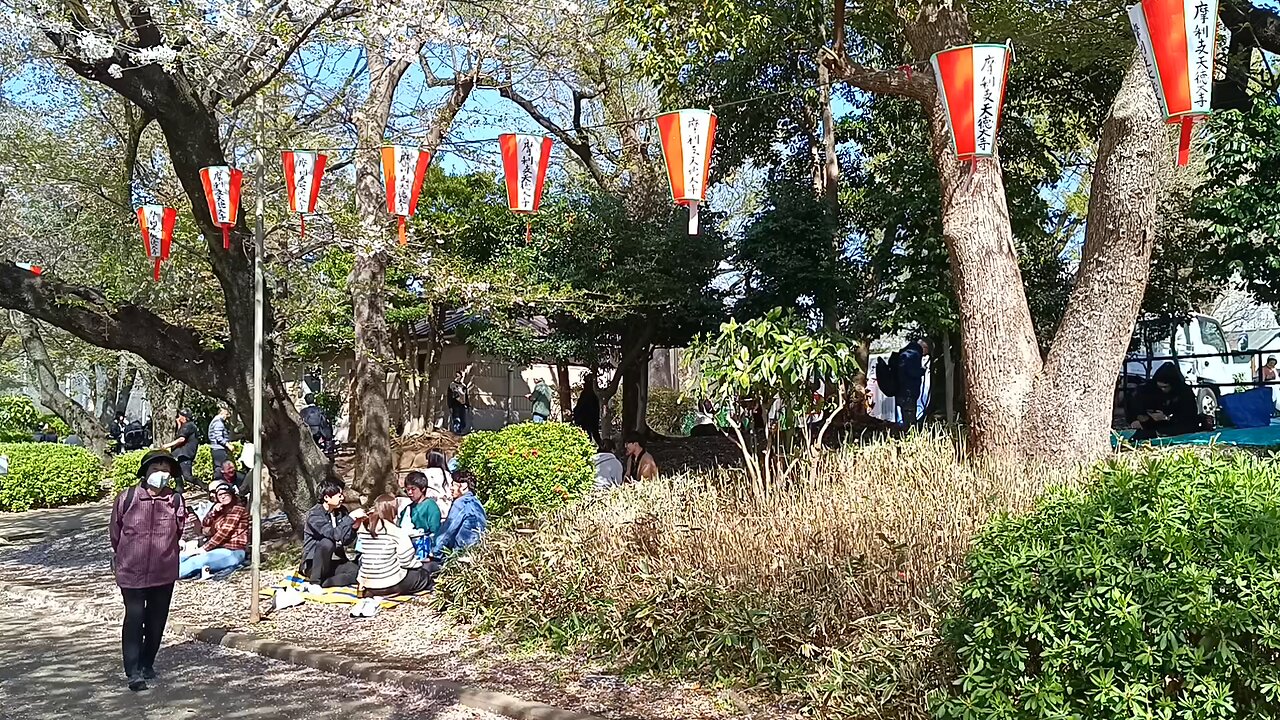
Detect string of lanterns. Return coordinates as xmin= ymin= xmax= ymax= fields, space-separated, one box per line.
xmin=52 ymin=0 xmax=1214 ymax=283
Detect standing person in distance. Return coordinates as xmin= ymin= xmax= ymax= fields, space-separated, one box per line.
xmin=527 ymin=377 xmax=553 ymax=424
xmin=300 ymin=393 xmax=335 ymax=460
xmin=207 ymin=405 xmax=233 ymax=478
xmin=110 ymin=450 xmax=186 ymax=692
xmin=161 ymin=409 xmax=200 ymax=493
xmin=894 ymin=339 xmax=929 ymax=430
xmin=571 ymin=376 xmax=602 ymax=444
xmin=447 ymin=370 xmax=471 ymax=435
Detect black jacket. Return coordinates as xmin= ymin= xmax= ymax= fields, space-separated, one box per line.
xmin=1126 ymin=363 xmax=1200 ymax=437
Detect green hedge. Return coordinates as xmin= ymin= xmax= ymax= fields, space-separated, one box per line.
xmin=457 ymin=422 xmax=594 ymax=519
xmin=935 ymin=451 xmax=1280 ymax=720
xmin=0 ymin=442 xmax=103 ymax=511
xmin=0 ymin=395 xmax=40 ymax=443
xmin=109 ymin=443 xmax=242 ymax=492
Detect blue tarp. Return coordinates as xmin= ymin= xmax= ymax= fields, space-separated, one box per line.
xmin=1114 ymin=419 xmax=1280 ymax=448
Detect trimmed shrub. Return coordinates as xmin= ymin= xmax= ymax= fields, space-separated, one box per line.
xmin=935 ymin=450 xmax=1280 ymax=720
xmin=0 ymin=395 xmax=40 ymax=442
xmin=0 ymin=442 xmax=103 ymax=511
xmin=108 ymin=442 xmax=241 ymax=492
xmin=456 ymin=421 xmax=594 ymax=519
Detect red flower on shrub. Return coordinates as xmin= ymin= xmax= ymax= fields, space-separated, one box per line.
xmin=553 ymin=485 xmax=568 ymax=497
xmin=531 ymin=448 xmax=540 ymax=458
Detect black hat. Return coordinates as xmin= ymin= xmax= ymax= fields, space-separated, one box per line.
xmin=137 ymin=449 xmax=182 ymax=479
xmin=177 ymin=408 xmax=193 ymax=419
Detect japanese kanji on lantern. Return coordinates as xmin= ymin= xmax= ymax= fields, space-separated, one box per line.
xmin=282 ymin=151 xmax=327 ymax=239
xmin=199 ymin=165 xmax=243 ymax=250
xmin=1128 ymin=0 xmax=1219 ymax=166
xmin=656 ymin=109 xmax=717 ymax=235
xmin=498 ymin=133 xmax=553 ymax=243
xmin=136 ymin=205 xmax=176 ymax=282
xmin=930 ymin=43 xmax=1013 ymax=163
xmin=381 ymin=145 xmax=431 ymax=246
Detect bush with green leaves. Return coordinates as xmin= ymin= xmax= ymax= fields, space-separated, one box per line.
xmin=646 ymin=386 xmax=692 ymax=436
xmin=456 ymin=422 xmax=594 ymax=519
xmin=0 ymin=442 xmax=103 ymax=511
xmin=108 ymin=443 xmax=241 ymax=492
xmin=0 ymin=395 xmax=40 ymax=442
xmin=934 ymin=450 xmax=1280 ymax=720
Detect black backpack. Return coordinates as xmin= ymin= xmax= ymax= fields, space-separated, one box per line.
xmin=877 ymin=351 xmax=902 ymax=398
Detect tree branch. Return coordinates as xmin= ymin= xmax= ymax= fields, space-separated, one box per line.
xmin=0 ymin=263 xmax=232 ymax=396
xmin=819 ymin=47 xmax=933 ymax=102
xmin=499 ymin=83 xmax=609 ymax=189
xmin=227 ymin=2 xmax=359 ymax=109
xmin=1222 ymin=0 xmax=1280 ymax=57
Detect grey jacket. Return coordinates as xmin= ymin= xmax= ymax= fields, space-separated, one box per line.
xmin=302 ymin=503 xmax=355 ymax=562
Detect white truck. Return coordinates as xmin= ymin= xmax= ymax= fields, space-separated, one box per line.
xmin=1121 ymin=313 xmax=1243 ymax=419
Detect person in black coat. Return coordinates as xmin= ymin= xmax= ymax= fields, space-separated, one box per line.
xmin=1126 ymin=362 xmax=1200 ymax=440
xmin=571 ymin=378 xmax=602 ymax=444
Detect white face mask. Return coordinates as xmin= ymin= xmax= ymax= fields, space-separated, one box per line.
xmin=145 ymin=470 xmax=171 ymax=489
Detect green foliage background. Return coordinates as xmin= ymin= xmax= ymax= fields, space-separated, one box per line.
xmin=0 ymin=442 xmax=102 ymax=511
xmin=456 ymin=422 xmax=595 ymax=520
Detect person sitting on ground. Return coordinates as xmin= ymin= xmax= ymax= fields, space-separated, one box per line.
xmin=622 ymin=434 xmax=659 ymax=482
xmin=423 ymin=450 xmax=454 ymax=518
xmin=1126 ymin=362 xmax=1200 ymax=440
xmin=592 ymin=440 xmax=625 ymax=491
xmin=34 ymin=423 xmax=58 ymax=443
xmin=179 ymin=483 xmax=249 ymax=579
xmin=215 ymin=459 xmax=249 ymax=500
xmin=400 ymin=471 xmax=442 ymax=559
xmin=431 ymin=470 xmax=487 ymax=557
xmin=356 ymin=494 xmax=433 ymax=596
xmin=301 ymin=482 xmax=359 ymax=587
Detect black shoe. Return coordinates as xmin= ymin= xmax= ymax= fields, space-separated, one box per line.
xmin=127 ymin=676 xmax=147 ymax=692
xmin=141 ymin=667 xmax=156 ymax=680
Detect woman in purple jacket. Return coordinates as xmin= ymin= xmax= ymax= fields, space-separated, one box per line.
xmin=110 ymin=449 xmax=186 ymax=692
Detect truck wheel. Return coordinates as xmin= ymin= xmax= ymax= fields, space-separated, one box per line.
xmin=1197 ymin=388 xmax=1219 ymax=416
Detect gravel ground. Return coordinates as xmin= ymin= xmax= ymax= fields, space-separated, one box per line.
xmin=0 ymin=523 xmax=778 ymax=720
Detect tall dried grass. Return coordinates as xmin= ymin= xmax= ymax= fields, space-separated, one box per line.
xmin=437 ymin=433 xmax=1083 ymax=717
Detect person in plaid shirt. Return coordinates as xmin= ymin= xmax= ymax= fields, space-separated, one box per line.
xmin=178 ymin=482 xmax=248 ymax=579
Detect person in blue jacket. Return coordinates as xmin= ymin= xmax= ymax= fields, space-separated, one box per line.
xmin=895 ymin=339 xmax=929 ymax=429
xmin=431 ymin=470 xmax=487 ymax=557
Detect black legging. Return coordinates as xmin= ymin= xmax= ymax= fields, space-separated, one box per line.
xmin=364 ymin=563 xmax=440 ymax=597
xmin=121 ymin=583 xmax=174 ymax=678
xmin=303 ymin=538 xmax=359 ymax=587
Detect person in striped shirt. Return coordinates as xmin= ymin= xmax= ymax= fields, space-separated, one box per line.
xmin=355 ymin=494 xmax=433 ymax=596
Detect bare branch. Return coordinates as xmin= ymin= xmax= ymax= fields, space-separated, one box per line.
xmin=227 ymin=2 xmax=359 ymax=109
xmin=819 ymin=47 xmax=933 ymax=102
xmin=499 ymin=83 xmax=609 ymax=189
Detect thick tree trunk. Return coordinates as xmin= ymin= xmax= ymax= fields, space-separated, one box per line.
xmin=9 ymin=312 xmax=111 ymax=455
xmin=1020 ymin=56 xmax=1164 ymax=462
xmin=906 ymin=5 xmax=1042 ymax=457
xmin=556 ymin=364 xmax=573 ymax=415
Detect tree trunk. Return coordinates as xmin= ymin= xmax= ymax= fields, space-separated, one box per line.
xmin=556 ymin=364 xmax=573 ymax=415
xmin=9 ymin=312 xmax=111 ymax=455
xmin=1020 ymin=55 xmax=1164 ymax=462
xmin=905 ymin=4 xmax=1043 ymax=457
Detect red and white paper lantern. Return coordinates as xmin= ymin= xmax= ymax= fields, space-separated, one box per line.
xmin=381 ymin=145 xmax=431 ymax=246
xmin=931 ymin=43 xmax=1013 ymax=164
xmin=1128 ymin=0 xmax=1219 ymax=166
xmin=15 ymin=262 xmax=41 ymax=275
xmin=656 ymin=109 xmax=717 ymax=234
xmin=199 ymin=165 xmax=243 ymax=250
xmin=282 ymin=151 xmax=327 ymax=239
xmin=499 ymin=133 xmax=553 ymax=242
xmin=136 ymin=205 xmax=176 ymax=282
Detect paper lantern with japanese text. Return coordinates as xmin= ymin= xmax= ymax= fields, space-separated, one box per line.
xmin=499 ymin=133 xmax=553 ymax=242
xmin=282 ymin=151 xmax=327 ymax=239
xmin=1128 ymin=0 xmax=1219 ymax=166
xmin=381 ymin=145 xmax=431 ymax=246
xmin=930 ymin=43 xmax=1013 ymax=163
xmin=136 ymin=205 xmax=176 ymax=282
xmin=656 ymin=109 xmax=717 ymax=234
xmin=199 ymin=165 xmax=243 ymax=250
xmin=15 ymin=262 xmax=42 ymax=275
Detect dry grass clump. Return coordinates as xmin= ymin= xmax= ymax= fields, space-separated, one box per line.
xmin=437 ymin=433 xmax=1079 ymax=718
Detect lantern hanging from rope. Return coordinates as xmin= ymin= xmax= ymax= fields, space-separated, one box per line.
xmin=1128 ymin=0 xmax=1219 ymax=166
xmin=380 ymin=145 xmax=431 ymax=246
xmin=136 ymin=205 xmax=176 ymax=282
xmin=656 ymin=109 xmax=717 ymax=235
xmin=930 ymin=42 xmax=1013 ymax=166
xmin=199 ymin=165 xmax=243 ymax=250
xmin=499 ymin=133 xmax=553 ymax=243
xmin=282 ymin=151 xmax=327 ymax=239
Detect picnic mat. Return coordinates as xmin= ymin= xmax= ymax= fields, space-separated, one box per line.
xmin=1113 ymin=418 xmax=1280 ymax=449
xmin=260 ymin=574 xmax=420 ymax=609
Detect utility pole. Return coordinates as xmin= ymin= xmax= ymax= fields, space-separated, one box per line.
xmin=249 ymin=93 xmax=266 ymax=624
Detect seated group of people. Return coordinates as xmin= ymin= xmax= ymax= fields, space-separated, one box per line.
xmin=300 ymin=451 xmax=488 ymax=597
xmin=591 ymin=434 xmax=659 ymax=490
xmin=178 ymin=479 xmax=250 ymax=579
